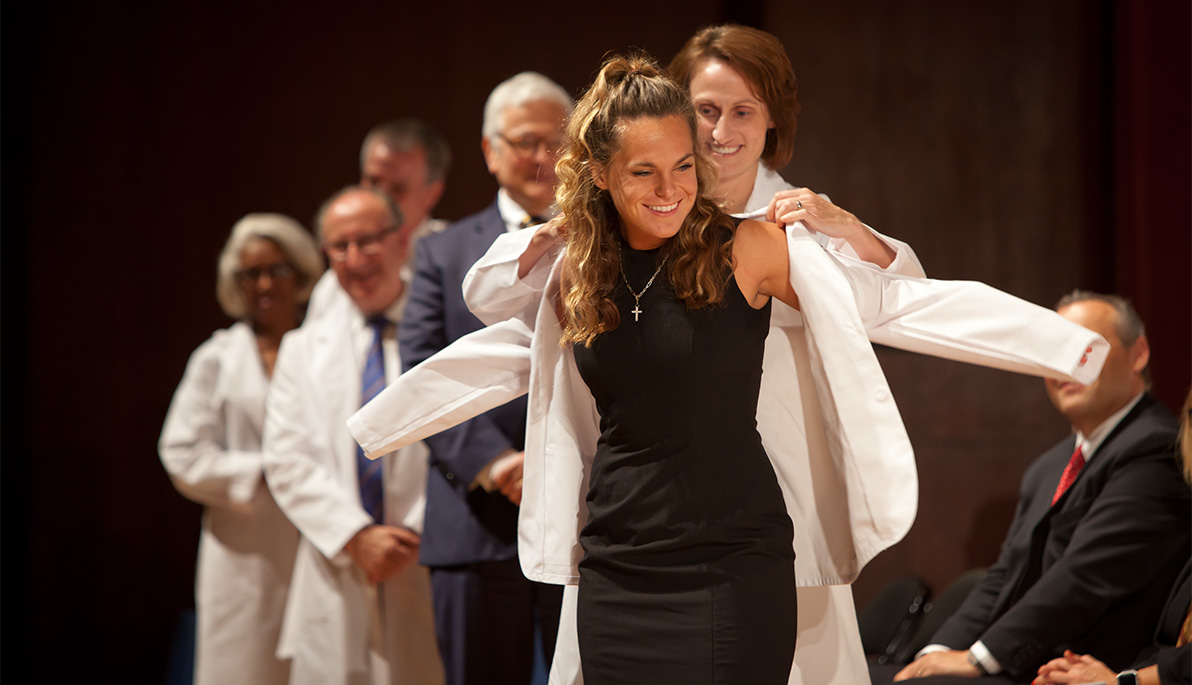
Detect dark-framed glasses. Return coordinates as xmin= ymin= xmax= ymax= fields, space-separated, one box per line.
xmin=236 ymin=263 xmax=294 ymax=283
xmin=324 ymin=225 xmax=399 ymax=263
xmin=497 ymin=132 xmax=564 ymax=159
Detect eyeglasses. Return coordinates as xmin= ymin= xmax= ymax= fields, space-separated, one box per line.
xmin=236 ymin=263 xmax=294 ymax=283
xmin=497 ymin=133 xmax=564 ymax=159
xmin=323 ymin=225 xmax=399 ymax=263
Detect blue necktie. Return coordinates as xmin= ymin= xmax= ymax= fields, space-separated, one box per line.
xmin=357 ymin=316 xmax=388 ymax=524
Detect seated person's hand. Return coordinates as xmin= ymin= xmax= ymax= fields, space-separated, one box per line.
xmin=894 ymin=650 xmax=981 ymax=680
xmin=1033 ymin=650 xmax=1116 ymax=685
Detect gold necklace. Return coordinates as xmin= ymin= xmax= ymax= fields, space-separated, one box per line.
xmin=617 ymin=242 xmax=668 ymax=322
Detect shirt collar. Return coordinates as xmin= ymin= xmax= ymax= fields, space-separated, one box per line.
xmin=496 ymin=189 xmax=557 ymax=233
xmin=1075 ymin=392 xmax=1145 ymax=461
xmin=399 ymin=216 xmax=445 ymax=282
xmin=739 ymin=161 xmax=789 ymax=219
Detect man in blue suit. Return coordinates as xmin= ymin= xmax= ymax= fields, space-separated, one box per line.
xmin=400 ymin=72 xmax=573 ymax=685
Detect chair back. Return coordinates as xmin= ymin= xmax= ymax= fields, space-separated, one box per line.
xmin=858 ymin=575 xmax=931 ymax=664
xmin=895 ymin=567 xmax=989 ymax=664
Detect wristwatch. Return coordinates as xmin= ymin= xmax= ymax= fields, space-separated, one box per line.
xmin=1117 ymin=670 xmax=1139 ymax=685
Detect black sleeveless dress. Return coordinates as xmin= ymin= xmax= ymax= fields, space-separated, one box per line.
xmin=572 ymin=234 xmax=797 ymax=685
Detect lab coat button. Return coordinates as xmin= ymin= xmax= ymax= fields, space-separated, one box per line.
xmin=874 ymin=388 xmax=890 ymax=402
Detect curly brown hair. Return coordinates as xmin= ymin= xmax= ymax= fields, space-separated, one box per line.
xmin=557 ymin=53 xmax=736 ymax=346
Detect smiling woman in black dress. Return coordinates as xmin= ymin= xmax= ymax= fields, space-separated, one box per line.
xmin=555 ymin=54 xmax=803 ymax=685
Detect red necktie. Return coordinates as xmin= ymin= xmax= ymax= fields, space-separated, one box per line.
xmin=1052 ymin=445 xmax=1085 ymax=505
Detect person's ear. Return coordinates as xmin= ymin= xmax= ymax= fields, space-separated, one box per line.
xmin=481 ymin=137 xmax=499 ymax=175
xmin=1129 ymin=335 xmax=1151 ymax=375
xmin=424 ymin=180 xmax=445 ymax=212
xmin=591 ymin=162 xmax=607 ymax=190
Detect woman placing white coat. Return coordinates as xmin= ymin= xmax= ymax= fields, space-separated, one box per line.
xmin=459 ymin=27 xmax=926 ymax=685
xmin=464 ymin=24 xmax=923 ymax=325
xmin=671 ymin=24 xmax=913 ymax=264
xmin=159 ymin=214 xmax=323 ymax=685
xmin=355 ymin=53 xmax=1109 ymax=685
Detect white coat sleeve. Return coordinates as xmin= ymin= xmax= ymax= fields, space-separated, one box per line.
xmin=814 ymin=228 xmax=1109 ymax=384
xmin=158 ymin=337 xmax=262 ymax=510
xmin=262 ymin=334 xmax=372 ymax=565
xmin=828 ymin=226 xmax=927 ymax=279
xmin=350 ymin=316 xmax=535 ymax=457
xmin=462 ymin=228 xmax=560 ymax=326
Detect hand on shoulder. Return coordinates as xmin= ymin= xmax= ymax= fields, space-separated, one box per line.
xmin=765 ymin=187 xmax=862 ymax=238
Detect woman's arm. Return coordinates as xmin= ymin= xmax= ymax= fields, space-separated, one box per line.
xmin=462 ymin=221 xmax=563 ymax=326
xmin=158 ymin=332 xmax=264 ymax=511
xmin=518 ymin=219 xmax=566 ymax=279
xmin=732 ymin=219 xmax=801 ymax=311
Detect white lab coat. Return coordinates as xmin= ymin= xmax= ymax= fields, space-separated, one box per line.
xmin=159 ymin=321 xmax=298 ymax=685
xmin=263 ymin=293 xmax=444 ymax=685
xmin=457 ymin=164 xmax=927 ymax=684
xmin=350 ymin=224 xmax=1107 ymax=685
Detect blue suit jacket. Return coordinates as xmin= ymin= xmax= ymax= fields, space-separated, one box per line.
xmin=400 ymin=201 xmax=529 ymax=567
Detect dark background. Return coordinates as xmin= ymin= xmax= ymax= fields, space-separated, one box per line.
xmin=3 ymin=1 xmax=1188 ymax=681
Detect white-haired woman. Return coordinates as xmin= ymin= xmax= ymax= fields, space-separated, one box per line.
xmin=160 ymin=213 xmax=323 ymax=685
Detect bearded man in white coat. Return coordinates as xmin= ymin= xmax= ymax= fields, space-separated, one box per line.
xmin=264 ymin=186 xmax=444 ymax=685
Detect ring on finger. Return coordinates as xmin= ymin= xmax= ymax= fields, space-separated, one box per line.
xmin=796 ymin=200 xmax=803 ymax=210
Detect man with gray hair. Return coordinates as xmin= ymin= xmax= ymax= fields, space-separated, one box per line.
xmin=308 ymin=118 xmax=451 ymax=321
xmin=881 ymin=291 xmax=1189 ymax=684
xmin=264 ymin=186 xmax=444 ymax=685
xmin=399 ymin=72 xmax=573 ymax=685
xmin=360 ymin=118 xmax=451 ymax=257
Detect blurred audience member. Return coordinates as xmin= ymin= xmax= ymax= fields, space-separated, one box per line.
xmin=159 ymin=213 xmax=323 ymax=685
xmin=263 ymin=187 xmax=443 ymax=685
xmin=308 ymin=118 xmax=451 ymax=320
xmin=882 ymin=292 xmax=1190 ymax=684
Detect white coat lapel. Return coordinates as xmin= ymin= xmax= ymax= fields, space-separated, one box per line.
xmin=223 ymin=321 xmax=268 ymax=448
xmin=311 ymin=309 xmax=363 ymax=491
xmin=784 ymin=223 xmax=919 ymax=577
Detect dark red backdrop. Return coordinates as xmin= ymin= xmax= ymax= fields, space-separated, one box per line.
xmin=3 ymin=1 xmax=1187 ymax=681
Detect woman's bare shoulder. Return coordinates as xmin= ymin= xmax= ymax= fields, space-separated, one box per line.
xmin=733 ymin=219 xmax=787 ymax=261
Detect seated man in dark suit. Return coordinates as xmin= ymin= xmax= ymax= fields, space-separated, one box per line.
xmin=875 ymin=291 xmax=1191 ymax=684
xmin=1034 ymin=389 xmax=1192 ymax=685
xmin=399 ymin=72 xmax=573 ymax=685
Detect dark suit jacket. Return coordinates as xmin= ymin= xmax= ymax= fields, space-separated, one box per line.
xmin=932 ymin=394 xmax=1190 ymax=680
xmin=1133 ymin=559 xmax=1190 ymax=685
xmin=400 ymin=201 xmax=529 ymax=567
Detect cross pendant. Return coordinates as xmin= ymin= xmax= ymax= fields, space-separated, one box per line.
xmin=631 ymin=304 xmax=642 ymax=322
